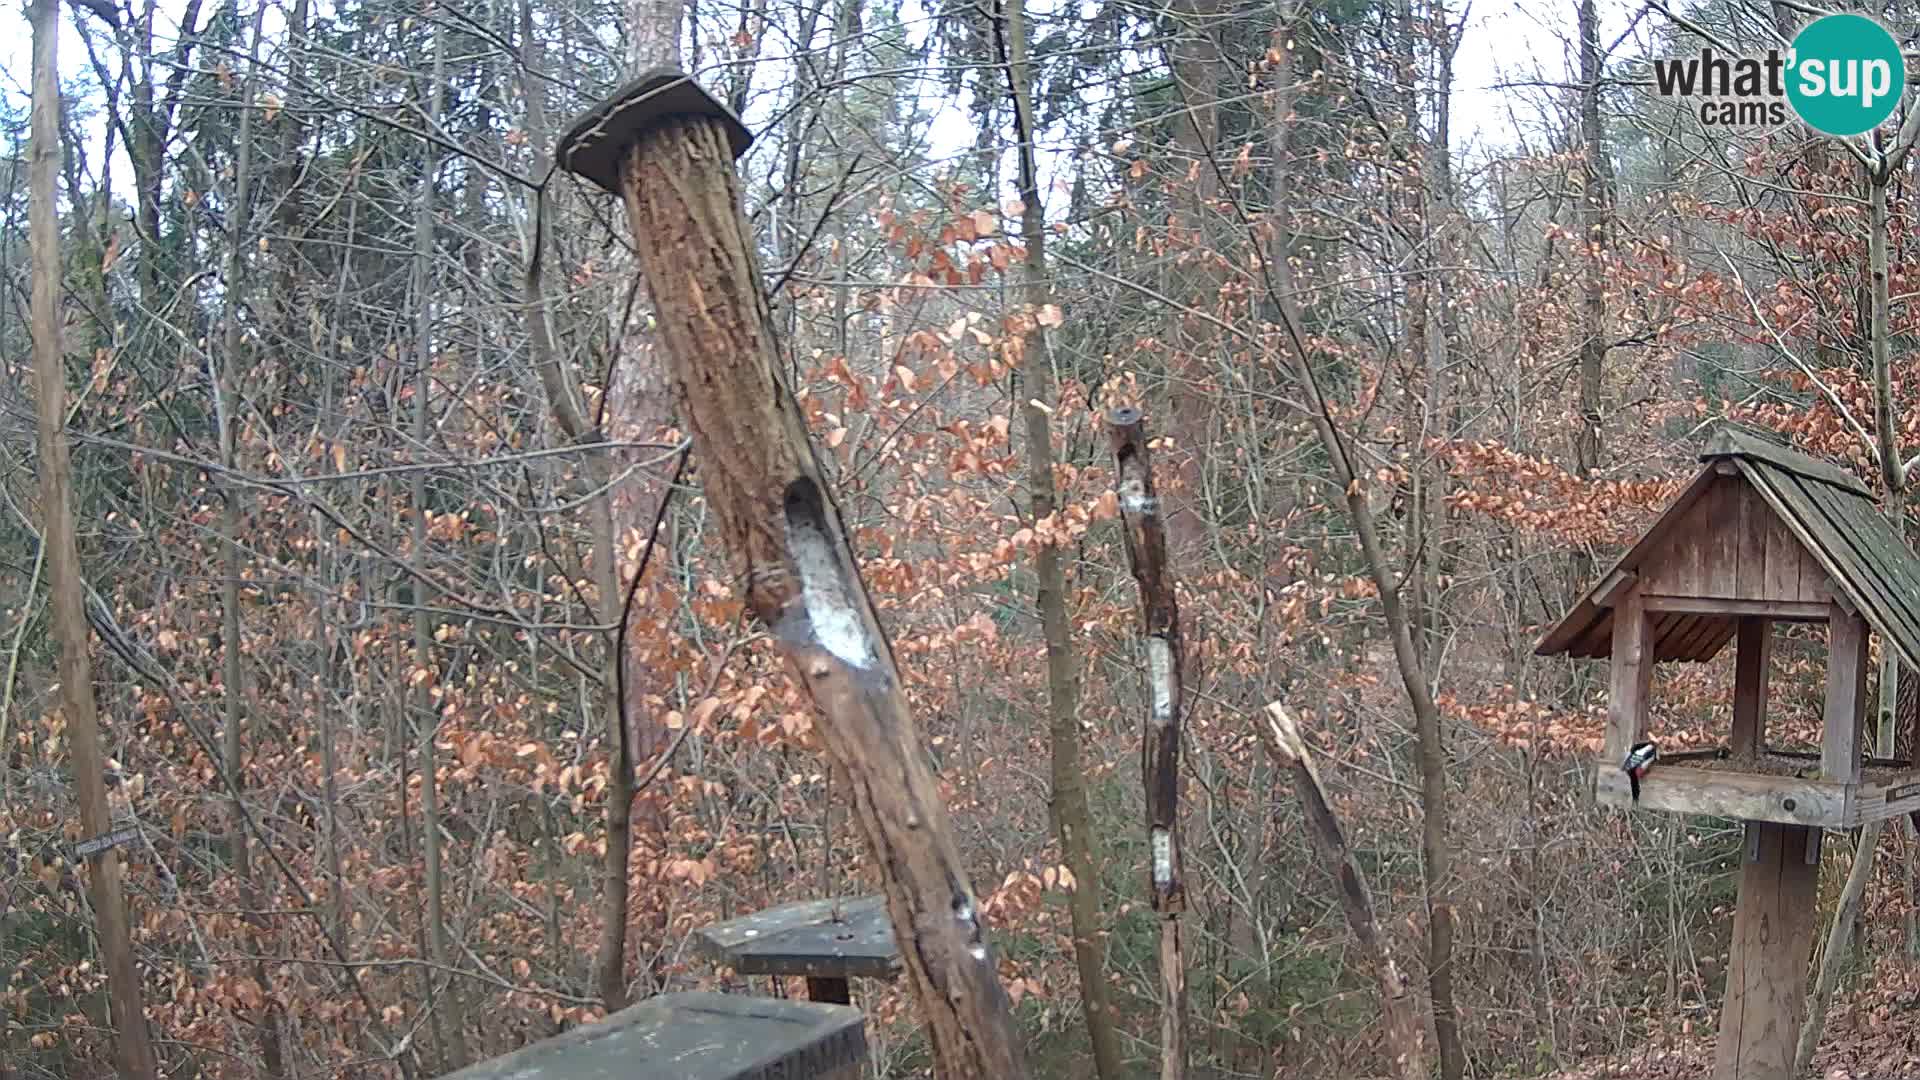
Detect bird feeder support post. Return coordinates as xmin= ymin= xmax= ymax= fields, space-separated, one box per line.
xmin=553 ymin=72 xmax=1029 ymax=1080
xmin=1823 ymin=604 xmax=1868 ymax=784
xmin=1604 ymin=590 xmax=1652 ymax=764
xmin=1731 ymin=616 xmax=1770 ymax=758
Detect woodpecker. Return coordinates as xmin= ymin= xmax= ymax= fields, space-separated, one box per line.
xmin=1622 ymin=741 xmax=1659 ymax=802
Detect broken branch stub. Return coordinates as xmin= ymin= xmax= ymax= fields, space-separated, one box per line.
xmin=554 ymin=73 xmax=1029 ymax=1080
xmin=1257 ymin=704 xmax=1426 ymax=1080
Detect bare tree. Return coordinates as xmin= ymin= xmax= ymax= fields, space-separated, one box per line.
xmin=28 ymin=0 xmax=157 ymax=1072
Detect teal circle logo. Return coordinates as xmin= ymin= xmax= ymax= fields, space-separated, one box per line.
xmin=1786 ymin=14 xmax=1905 ymax=137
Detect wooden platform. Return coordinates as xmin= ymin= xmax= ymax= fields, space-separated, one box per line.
xmin=1596 ymin=760 xmax=1920 ymax=827
xmin=696 ymin=895 xmax=901 ymax=1003
xmin=439 ymin=991 xmax=866 ymax=1080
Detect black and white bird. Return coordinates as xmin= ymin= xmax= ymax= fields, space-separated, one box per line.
xmin=1622 ymin=741 xmax=1659 ymax=802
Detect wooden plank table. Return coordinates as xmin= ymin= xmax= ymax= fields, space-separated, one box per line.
xmin=695 ymin=895 xmax=901 ymax=1004
xmin=438 ymin=991 xmax=866 ymax=1080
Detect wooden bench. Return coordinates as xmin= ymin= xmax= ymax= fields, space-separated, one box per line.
xmin=695 ymin=895 xmax=901 ymax=1005
xmin=440 ymin=991 xmax=866 ymax=1079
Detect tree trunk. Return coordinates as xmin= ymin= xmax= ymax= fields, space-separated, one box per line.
xmin=409 ymin=23 xmax=469 ymax=1069
xmin=567 ymin=86 xmax=1030 ymax=1078
xmin=1000 ymin=2 xmax=1123 ymax=1073
xmin=214 ymin=6 xmax=283 ymax=1073
xmin=1797 ymin=822 xmax=1881 ymax=1071
xmin=28 ymin=0 xmax=159 ymax=1072
xmin=1109 ymin=410 xmax=1187 ymax=1080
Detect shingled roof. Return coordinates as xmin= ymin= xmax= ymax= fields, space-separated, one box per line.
xmin=1536 ymin=426 xmax=1920 ymax=671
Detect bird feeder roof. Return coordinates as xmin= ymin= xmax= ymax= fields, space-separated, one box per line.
xmin=1536 ymin=425 xmax=1920 ymax=671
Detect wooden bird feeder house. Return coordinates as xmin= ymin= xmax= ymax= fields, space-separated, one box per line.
xmin=1538 ymin=426 xmax=1920 ymax=826
xmin=1538 ymin=425 xmax=1920 ymax=1080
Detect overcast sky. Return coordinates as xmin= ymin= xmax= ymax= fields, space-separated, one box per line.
xmin=0 ymin=0 xmax=1640 ymax=201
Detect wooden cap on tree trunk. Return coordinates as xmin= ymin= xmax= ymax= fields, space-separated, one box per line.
xmin=554 ymin=69 xmax=753 ymax=194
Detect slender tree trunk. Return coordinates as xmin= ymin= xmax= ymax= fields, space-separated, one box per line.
xmin=1253 ymin=164 xmax=1463 ymax=1080
xmin=29 ymin=0 xmax=158 ymax=1073
xmin=214 ymin=6 xmax=284 ymax=1072
xmin=1797 ymin=822 xmax=1881 ymax=1071
xmin=408 ymin=23 xmax=469 ymax=1068
xmin=1573 ymin=0 xmax=1611 ymax=487
xmin=999 ymin=3 xmax=1122 ymax=1074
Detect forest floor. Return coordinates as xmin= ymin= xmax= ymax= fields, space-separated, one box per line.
xmin=1545 ymin=961 xmax=1920 ymax=1078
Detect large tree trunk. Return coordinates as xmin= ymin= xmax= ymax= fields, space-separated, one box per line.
xmin=517 ymin=0 xmax=684 ymax=1009
xmin=1000 ymin=2 xmax=1123 ymax=1074
xmin=1573 ymin=0 xmax=1612 ymax=486
xmin=1159 ymin=0 xmax=1223 ymax=557
xmin=572 ymin=86 xmax=1031 ymax=1077
xmin=29 ymin=0 xmax=159 ymax=1073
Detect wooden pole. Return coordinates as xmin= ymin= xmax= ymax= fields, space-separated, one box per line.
xmin=554 ymin=72 xmax=1028 ymax=1080
xmin=1258 ymin=704 xmax=1425 ymax=1080
xmin=1731 ymin=617 xmax=1770 ymax=758
xmin=28 ymin=1 xmax=158 ymax=1076
xmin=1603 ymin=590 xmax=1652 ymax=764
xmin=1822 ymin=606 xmax=1868 ymax=783
xmin=1108 ymin=409 xmax=1186 ymax=1080
xmin=1713 ymin=821 xmax=1819 ymax=1080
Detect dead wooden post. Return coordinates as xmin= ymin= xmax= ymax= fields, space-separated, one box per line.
xmin=1257 ymin=704 xmax=1425 ymax=1080
xmin=1107 ymin=408 xmax=1186 ymax=1080
xmin=554 ymin=71 xmax=1028 ymax=1080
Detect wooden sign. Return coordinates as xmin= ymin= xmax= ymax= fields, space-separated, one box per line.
xmin=73 ymin=826 xmax=139 ymax=859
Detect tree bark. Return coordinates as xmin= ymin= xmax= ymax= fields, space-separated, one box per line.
xmin=1573 ymin=0 xmax=1611 ymax=485
xmin=29 ymin=0 xmax=158 ymax=1072
xmin=1258 ymin=704 xmax=1425 ymax=1080
xmin=1109 ymin=409 xmax=1187 ymax=1080
xmin=999 ymin=2 xmax=1123 ymax=1073
xmin=585 ymin=102 xmax=1030 ymax=1079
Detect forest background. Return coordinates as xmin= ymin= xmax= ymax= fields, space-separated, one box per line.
xmin=4 ymin=0 xmax=1920 ymax=1075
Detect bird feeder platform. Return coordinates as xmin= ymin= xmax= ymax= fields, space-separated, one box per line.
xmin=438 ymin=991 xmax=867 ymax=1080
xmin=695 ymin=895 xmax=901 ymax=1005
